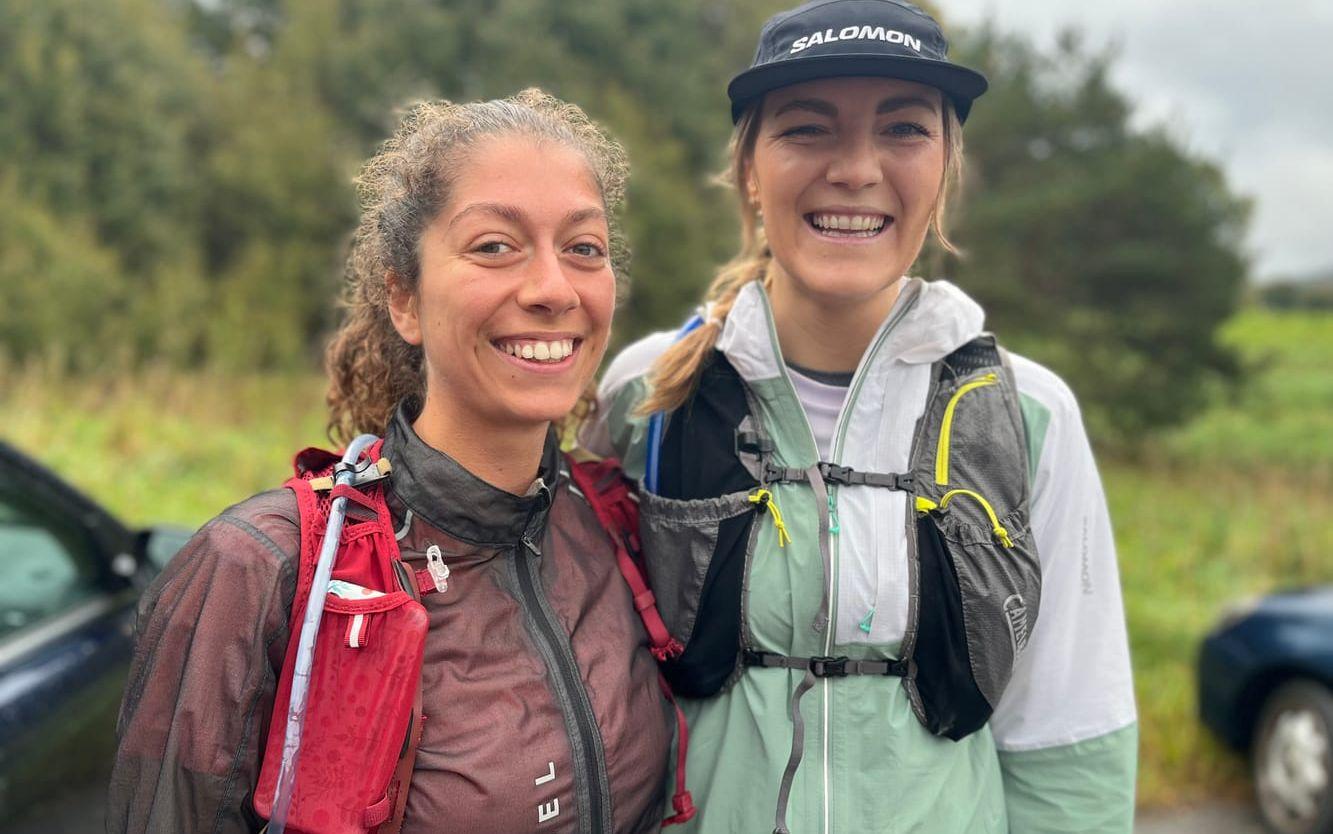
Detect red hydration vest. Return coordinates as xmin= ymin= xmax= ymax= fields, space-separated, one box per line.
xmin=253 ymin=443 xmax=694 ymax=833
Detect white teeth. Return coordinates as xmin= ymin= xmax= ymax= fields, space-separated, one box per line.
xmin=811 ymin=213 xmax=886 ymax=235
xmin=499 ymin=339 xmax=576 ymax=363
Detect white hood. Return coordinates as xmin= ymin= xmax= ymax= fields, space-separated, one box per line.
xmin=717 ymin=277 xmax=986 ymax=382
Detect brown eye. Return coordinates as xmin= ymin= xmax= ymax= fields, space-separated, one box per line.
xmin=474 ymin=240 xmax=515 ymax=255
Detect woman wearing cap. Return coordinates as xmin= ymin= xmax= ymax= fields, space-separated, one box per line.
xmin=584 ymin=1 xmax=1137 ymax=832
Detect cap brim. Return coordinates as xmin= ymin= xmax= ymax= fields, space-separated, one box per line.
xmin=727 ymin=53 xmax=988 ymax=124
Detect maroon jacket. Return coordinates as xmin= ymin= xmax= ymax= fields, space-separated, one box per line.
xmin=107 ymin=406 xmax=672 ymax=833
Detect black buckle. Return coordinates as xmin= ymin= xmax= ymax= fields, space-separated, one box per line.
xmin=818 ymin=462 xmax=853 ymax=485
xmin=809 ymin=655 xmax=849 ymax=678
xmin=893 ymin=473 xmax=915 ymax=491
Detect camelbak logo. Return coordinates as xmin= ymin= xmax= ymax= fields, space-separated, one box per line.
xmin=1004 ymin=594 xmax=1029 ymax=656
xmin=790 ymin=25 xmax=924 ymax=54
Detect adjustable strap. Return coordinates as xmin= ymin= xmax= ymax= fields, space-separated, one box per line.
xmin=659 ymin=674 xmax=697 ymax=826
xmin=742 ymin=649 xmax=909 ymax=678
xmin=762 ymin=461 xmax=913 ymax=491
xmin=745 ymin=649 xmax=908 ymax=834
xmin=567 ymin=457 xmax=684 ymax=662
xmin=772 ymin=668 xmax=817 ymax=834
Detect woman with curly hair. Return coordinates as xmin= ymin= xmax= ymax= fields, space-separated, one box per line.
xmin=108 ymin=89 xmax=673 ymax=834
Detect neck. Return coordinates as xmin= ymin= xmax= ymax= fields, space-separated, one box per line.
xmin=411 ymin=392 xmax=549 ymax=496
xmin=768 ymin=271 xmax=904 ymax=373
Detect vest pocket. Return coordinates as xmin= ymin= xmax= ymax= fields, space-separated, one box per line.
xmin=912 ymin=505 xmax=1040 ymax=740
xmin=637 ymin=488 xmax=758 ymax=697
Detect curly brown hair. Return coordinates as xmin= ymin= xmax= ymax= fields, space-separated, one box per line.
xmin=325 ymin=88 xmax=630 ymax=444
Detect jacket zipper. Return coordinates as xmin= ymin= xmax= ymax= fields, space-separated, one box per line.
xmin=934 ymin=373 xmax=999 ymax=486
xmin=933 ymin=373 xmax=997 ymax=484
xmin=760 ymin=281 xmax=922 ymax=834
xmin=514 ymin=530 xmax=611 ymax=834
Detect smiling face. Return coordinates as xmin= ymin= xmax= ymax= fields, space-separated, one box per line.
xmin=388 ymin=134 xmax=616 ymax=437
xmin=749 ymin=76 xmax=947 ymax=312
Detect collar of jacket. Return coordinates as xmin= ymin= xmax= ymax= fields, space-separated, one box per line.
xmin=383 ymin=401 xmax=559 ymax=547
xmin=714 ymin=277 xmax=987 ymax=384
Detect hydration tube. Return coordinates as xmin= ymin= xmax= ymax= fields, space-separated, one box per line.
xmin=644 ymin=313 xmax=705 ymax=495
xmin=269 ymin=433 xmax=380 ymax=834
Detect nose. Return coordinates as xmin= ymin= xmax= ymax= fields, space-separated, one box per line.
xmin=826 ymin=132 xmax=884 ymax=191
xmin=516 ymin=245 xmax=580 ymax=316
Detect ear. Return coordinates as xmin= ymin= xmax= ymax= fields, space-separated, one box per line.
xmin=386 ymin=271 xmax=422 ymax=346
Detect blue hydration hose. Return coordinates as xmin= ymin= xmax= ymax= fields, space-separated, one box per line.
xmin=644 ymin=314 xmax=705 ymax=495
xmin=269 ymin=433 xmax=380 ymax=834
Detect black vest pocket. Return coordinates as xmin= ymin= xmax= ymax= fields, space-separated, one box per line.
xmin=912 ymin=505 xmax=1040 ymax=740
xmin=913 ymin=512 xmax=992 ymax=740
xmin=637 ymin=489 xmax=757 ymax=697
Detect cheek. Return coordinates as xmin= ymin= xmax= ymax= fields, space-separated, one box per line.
xmin=899 ymin=153 xmax=946 ymax=215
xmin=584 ymin=271 xmax=618 ymax=325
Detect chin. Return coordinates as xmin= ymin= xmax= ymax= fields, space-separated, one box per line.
xmin=500 ymin=393 xmax=583 ymax=429
xmin=792 ymin=265 xmax=904 ymax=305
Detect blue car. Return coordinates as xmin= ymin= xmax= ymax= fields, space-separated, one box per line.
xmin=1199 ymin=586 xmax=1333 ymax=834
xmin=0 ymin=441 xmax=189 ymax=832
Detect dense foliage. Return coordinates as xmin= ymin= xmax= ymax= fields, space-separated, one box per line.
xmin=0 ymin=0 xmax=1249 ymax=440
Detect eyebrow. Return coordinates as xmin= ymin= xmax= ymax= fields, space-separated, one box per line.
xmin=772 ymin=95 xmax=941 ymax=119
xmin=448 ymin=202 xmax=524 ymax=229
xmin=773 ymin=98 xmax=837 ymax=119
xmin=876 ymin=95 xmax=940 ymax=115
xmin=448 ymin=203 xmax=605 ymax=230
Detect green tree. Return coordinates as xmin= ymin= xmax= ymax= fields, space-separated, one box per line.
xmin=945 ymin=30 xmax=1249 ymax=443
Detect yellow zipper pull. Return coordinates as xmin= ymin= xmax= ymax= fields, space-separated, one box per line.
xmin=935 ymin=372 xmax=999 ymax=486
xmin=932 ymin=489 xmax=1016 ymax=549
xmin=749 ymin=488 xmax=793 ymax=547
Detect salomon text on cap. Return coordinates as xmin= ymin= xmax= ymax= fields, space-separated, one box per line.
xmin=727 ymin=0 xmax=988 ymax=123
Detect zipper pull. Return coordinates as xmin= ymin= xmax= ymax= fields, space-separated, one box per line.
xmin=858 ymin=608 xmax=875 ymax=634
xmin=425 ymin=544 xmax=451 ymax=593
xmin=827 ymin=494 xmax=841 ymax=535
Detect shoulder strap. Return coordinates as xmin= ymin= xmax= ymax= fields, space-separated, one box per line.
xmin=566 ymin=457 xmax=683 ymax=661
xmin=565 ymin=455 xmax=696 ymax=827
xmin=644 ymin=313 xmax=706 ymax=494
xmin=284 ymin=439 xmax=426 ymax=834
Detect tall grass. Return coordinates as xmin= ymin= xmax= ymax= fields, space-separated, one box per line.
xmin=0 ymin=363 xmax=328 ymax=525
xmin=1 ymin=308 xmax=1329 ymax=807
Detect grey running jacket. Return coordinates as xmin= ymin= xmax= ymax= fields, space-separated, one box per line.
xmin=107 ymin=405 xmax=672 ymax=834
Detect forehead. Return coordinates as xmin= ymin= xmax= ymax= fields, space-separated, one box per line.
xmin=446 ymin=134 xmax=604 ymax=216
xmin=761 ymin=76 xmax=942 ymax=118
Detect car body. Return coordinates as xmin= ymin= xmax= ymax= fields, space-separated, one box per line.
xmin=1200 ymin=586 xmax=1333 ymax=834
xmin=0 ymin=441 xmax=190 ymax=832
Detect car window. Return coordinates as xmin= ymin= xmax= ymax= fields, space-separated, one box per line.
xmin=0 ymin=488 xmax=103 ymax=639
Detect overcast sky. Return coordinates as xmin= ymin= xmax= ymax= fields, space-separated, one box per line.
xmin=941 ymin=0 xmax=1333 ymax=282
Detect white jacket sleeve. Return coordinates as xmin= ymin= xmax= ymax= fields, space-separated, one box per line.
xmin=989 ymin=355 xmax=1138 ymax=833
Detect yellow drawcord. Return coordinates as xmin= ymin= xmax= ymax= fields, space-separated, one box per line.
xmin=935 ymin=373 xmax=999 ymax=486
xmin=916 ymin=489 xmax=1015 ymax=548
xmin=749 ymin=489 xmax=792 ymax=547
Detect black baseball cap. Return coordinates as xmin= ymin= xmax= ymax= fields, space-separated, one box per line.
xmin=727 ymin=0 xmax=988 ymax=123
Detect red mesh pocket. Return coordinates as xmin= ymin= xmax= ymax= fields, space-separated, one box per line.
xmin=254 ymin=590 xmax=428 ymax=833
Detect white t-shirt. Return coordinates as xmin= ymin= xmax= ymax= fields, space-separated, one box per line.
xmin=786 ymin=363 xmax=852 ymax=460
